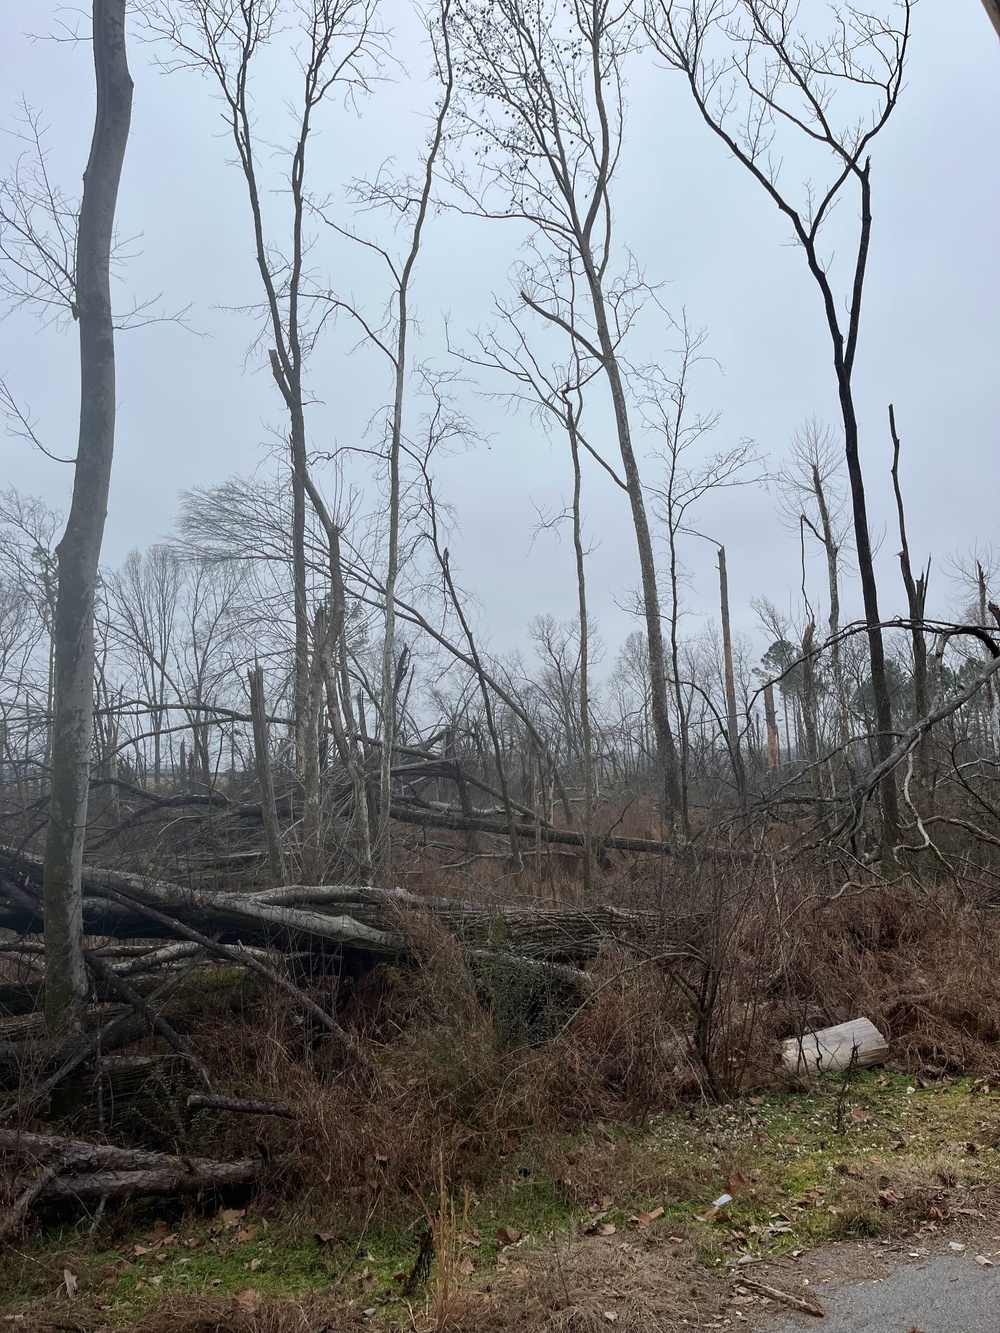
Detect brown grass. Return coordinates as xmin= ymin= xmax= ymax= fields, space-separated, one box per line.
xmin=455 ymin=1231 xmax=722 ymax=1333
xmin=110 ymin=866 xmax=1000 ymax=1223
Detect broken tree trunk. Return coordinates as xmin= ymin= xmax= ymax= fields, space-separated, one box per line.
xmin=781 ymin=1017 xmax=889 ymax=1076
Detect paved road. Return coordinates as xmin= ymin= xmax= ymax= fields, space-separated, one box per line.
xmin=762 ymin=1251 xmax=999 ymax=1332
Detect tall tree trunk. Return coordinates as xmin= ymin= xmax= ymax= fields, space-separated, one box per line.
xmin=43 ymin=0 xmax=133 ymax=1035
xmin=289 ymin=402 xmax=311 ymax=773
xmin=566 ymin=397 xmax=594 ymax=895
xmin=586 ymin=272 xmax=682 ymax=828
xmin=811 ymin=460 xmax=850 ymax=765
xmin=248 ymin=664 xmax=287 ymax=886
xmin=831 ymin=172 xmax=899 ymax=851
xmin=717 ymin=545 xmax=746 ymax=807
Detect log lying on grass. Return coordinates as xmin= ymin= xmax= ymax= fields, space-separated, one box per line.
xmin=781 ymin=1017 xmax=889 ymax=1075
xmin=0 ymin=1128 xmax=264 ymax=1232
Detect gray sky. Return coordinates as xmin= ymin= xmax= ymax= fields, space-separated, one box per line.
xmin=1 ymin=0 xmax=998 ymax=670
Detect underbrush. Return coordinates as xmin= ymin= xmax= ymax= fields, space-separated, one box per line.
xmin=6 ymin=869 xmax=1000 ymax=1329
xmin=6 ymin=1072 xmax=1000 ymax=1331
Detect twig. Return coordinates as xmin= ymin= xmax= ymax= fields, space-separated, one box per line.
xmin=84 ymin=950 xmax=212 ymax=1090
xmin=0 ymin=953 xmax=207 ymax=1123
xmin=0 ymin=1162 xmax=62 ymax=1241
xmin=95 ymin=885 xmax=368 ymax=1065
xmin=736 ymin=1277 xmax=825 ymax=1317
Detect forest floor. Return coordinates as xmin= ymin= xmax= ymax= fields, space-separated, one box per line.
xmin=4 ymin=1069 xmax=1000 ymax=1332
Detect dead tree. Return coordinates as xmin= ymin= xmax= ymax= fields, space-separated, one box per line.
xmin=446 ymin=0 xmax=684 ymax=828
xmin=646 ymin=0 xmax=913 ymax=854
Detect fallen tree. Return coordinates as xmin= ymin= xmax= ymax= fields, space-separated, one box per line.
xmin=0 ymin=1129 xmax=266 ymax=1237
xmin=0 ymin=845 xmax=659 ymax=964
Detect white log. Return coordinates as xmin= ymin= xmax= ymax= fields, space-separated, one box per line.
xmin=781 ymin=1017 xmax=888 ymax=1075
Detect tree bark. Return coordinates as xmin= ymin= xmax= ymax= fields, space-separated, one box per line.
xmin=43 ymin=0 xmax=133 ymax=1035
xmin=763 ymin=680 xmax=780 ymax=774
xmin=566 ymin=395 xmax=595 ymax=894
xmin=889 ymin=406 xmax=929 ymax=764
xmin=248 ymin=664 xmax=287 ymax=885
xmin=717 ymin=546 xmax=746 ymax=806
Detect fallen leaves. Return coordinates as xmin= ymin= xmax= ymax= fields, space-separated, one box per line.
xmin=495 ymin=1226 xmax=523 ymax=1248
xmin=627 ymin=1206 xmax=664 ymax=1229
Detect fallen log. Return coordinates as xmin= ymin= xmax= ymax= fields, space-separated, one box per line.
xmin=0 ymin=1127 xmax=258 ymax=1174
xmin=781 ymin=1017 xmax=889 ymax=1076
xmin=389 ymin=801 xmax=674 ymax=855
xmin=40 ymin=1163 xmax=261 ymax=1199
xmin=186 ymin=1093 xmax=293 ymax=1118
xmin=0 ymin=845 xmax=660 ymax=964
xmin=0 ymin=1129 xmax=267 ymax=1218
xmin=0 ymin=845 xmax=405 ymax=958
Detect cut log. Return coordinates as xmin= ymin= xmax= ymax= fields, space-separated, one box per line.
xmin=781 ymin=1017 xmax=889 ymax=1075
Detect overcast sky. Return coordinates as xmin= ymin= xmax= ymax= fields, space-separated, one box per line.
xmin=1 ymin=0 xmax=998 ymax=672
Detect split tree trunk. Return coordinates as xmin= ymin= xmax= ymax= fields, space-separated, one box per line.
xmin=43 ymin=0 xmax=133 ymax=1035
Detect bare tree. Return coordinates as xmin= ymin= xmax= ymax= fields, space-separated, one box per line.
xmin=312 ymin=0 xmax=455 ymax=878
xmin=645 ymin=0 xmax=913 ymax=852
xmin=0 ymin=490 xmax=60 ymax=775
xmin=446 ymin=0 xmax=683 ymax=828
xmin=143 ymin=0 xmax=382 ymax=776
xmin=777 ymin=419 xmax=853 ymax=766
xmin=638 ymin=318 xmax=763 ymax=826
